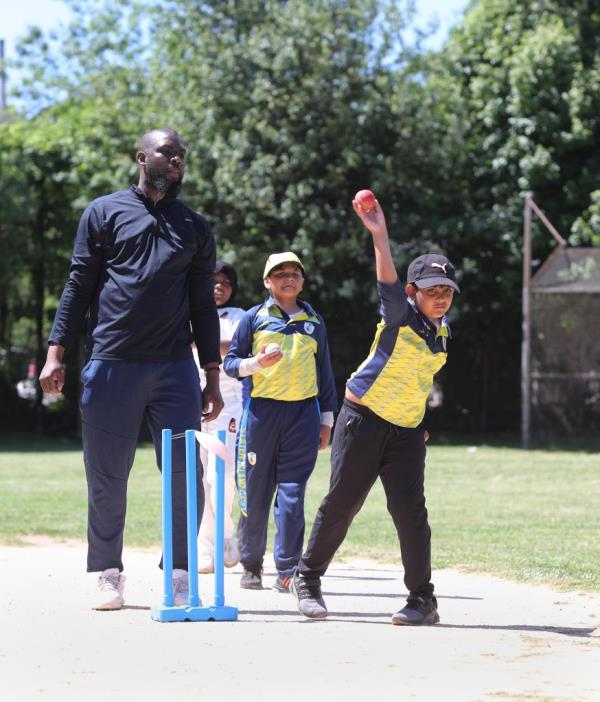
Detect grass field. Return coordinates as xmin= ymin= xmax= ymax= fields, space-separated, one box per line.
xmin=1 ymin=434 xmax=598 ymax=591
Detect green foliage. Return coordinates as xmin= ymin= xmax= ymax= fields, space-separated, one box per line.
xmin=0 ymin=97 xmax=142 ymax=430
xmin=3 ymin=0 xmax=428 ymax=409
xmin=149 ymin=1 xmax=414 ymax=286
xmin=572 ymin=189 xmax=600 ymax=245
xmin=1 ymin=0 xmax=599 ymax=434
xmin=418 ymin=0 xmax=600 ymax=429
xmin=438 ymin=0 xmax=600 ymax=249
xmin=144 ymin=0 xmax=453 ymax=383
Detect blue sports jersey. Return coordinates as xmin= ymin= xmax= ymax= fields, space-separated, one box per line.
xmin=224 ymin=296 xmax=337 ymax=413
xmin=347 ymin=279 xmax=450 ymax=427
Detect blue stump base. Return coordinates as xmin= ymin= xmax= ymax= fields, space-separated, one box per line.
xmin=151 ymin=604 xmax=239 ymax=622
xmin=154 ymin=429 xmax=238 ymax=624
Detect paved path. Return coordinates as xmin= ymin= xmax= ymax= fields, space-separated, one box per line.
xmin=1 ymin=543 xmax=599 ymax=701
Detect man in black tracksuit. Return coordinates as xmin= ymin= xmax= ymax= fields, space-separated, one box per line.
xmin=39 ymin=128 xmax=223 ymax=610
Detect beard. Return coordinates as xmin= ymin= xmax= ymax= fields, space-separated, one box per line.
xmin=144 ymin=162 xmax=183 ymax=199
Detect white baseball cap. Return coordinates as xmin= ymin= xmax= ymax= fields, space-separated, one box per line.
xmin=263 ymin=252 xmax=305 ymax=278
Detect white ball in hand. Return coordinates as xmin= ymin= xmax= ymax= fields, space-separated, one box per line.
xmin=264 ymin=343 xmax=281 ymax=354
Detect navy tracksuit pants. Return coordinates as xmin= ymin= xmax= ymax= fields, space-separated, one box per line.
xmin=236 ymin=396 xmax=320 ymax=577
xmin=80 ymin=358 xmax=203 ymax=573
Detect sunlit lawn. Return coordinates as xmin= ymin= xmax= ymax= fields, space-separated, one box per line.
xmin=1 ymin=434 xmax=598 ymax=590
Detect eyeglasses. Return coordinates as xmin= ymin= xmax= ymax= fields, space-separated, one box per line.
xmin=213 ymin=278 xmax=232 ymax=288
xmin=270 ymin=271 xmax=303 ymax=281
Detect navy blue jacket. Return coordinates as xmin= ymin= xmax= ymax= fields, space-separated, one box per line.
xmin=49 ymin=186 xmax=220 ymax=365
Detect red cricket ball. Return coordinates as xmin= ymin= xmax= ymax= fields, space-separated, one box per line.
xmin=355 ymin=189 xmax=377 ymax=212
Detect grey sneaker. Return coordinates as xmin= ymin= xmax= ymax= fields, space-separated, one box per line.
xmin=240 ymin=567 xmax=263 ymax=589
xmin=391 ymin=595 xmax=439 ymax=625
xmin=290 ymin=572 xmax=327 ymax=619
xmin=94 ymin=568 xmax=125 ymax=611
xmin=173 ymin=568 xmax=201 ymax=606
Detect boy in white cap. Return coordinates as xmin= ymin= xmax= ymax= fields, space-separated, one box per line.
xmin=224 ymin=252 xmax=336 ymax=592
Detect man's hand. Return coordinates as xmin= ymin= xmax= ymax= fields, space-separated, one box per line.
xmin=39 ymin=345 xmax=65 ymax=395
xmin=202 ymin=371 xmax=224 ymax=422
xmin=318 ymin=425 xmax=331 ymax=451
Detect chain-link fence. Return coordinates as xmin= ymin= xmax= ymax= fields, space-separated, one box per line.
xmin=529 ymin=247 xmax=600 ymax=438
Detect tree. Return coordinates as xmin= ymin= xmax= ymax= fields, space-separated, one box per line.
xmin=419 ymin=0 xmax=600 ymax=430
xmin=147 ymin=0 xmax=427 ymax=380
xmin=0 ymin=97 xmax=143 ymax=431
xmin=4 ymin=0 xmax=598 ymax=434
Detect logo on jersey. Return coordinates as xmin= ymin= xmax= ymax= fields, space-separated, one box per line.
xmin=304 ymin=322 xmax=315 ymax=335
xmin=228 ymin=418 xmax=236 ymax=433
xmin=247 ymin=452 xmax=257 ymax=465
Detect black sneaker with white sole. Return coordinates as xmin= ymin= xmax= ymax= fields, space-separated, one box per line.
xmin=391 ymin=595 xmax=439 ymax=625
xmin=290 ymin=571 xmax=328 ymax=619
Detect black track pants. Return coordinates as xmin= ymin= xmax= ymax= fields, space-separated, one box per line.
xmin=298 ymin=398 xmax=434 ymax=598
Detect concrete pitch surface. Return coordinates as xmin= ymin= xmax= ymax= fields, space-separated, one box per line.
xmin=1 ymin=543 xmax=599 ymax=701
